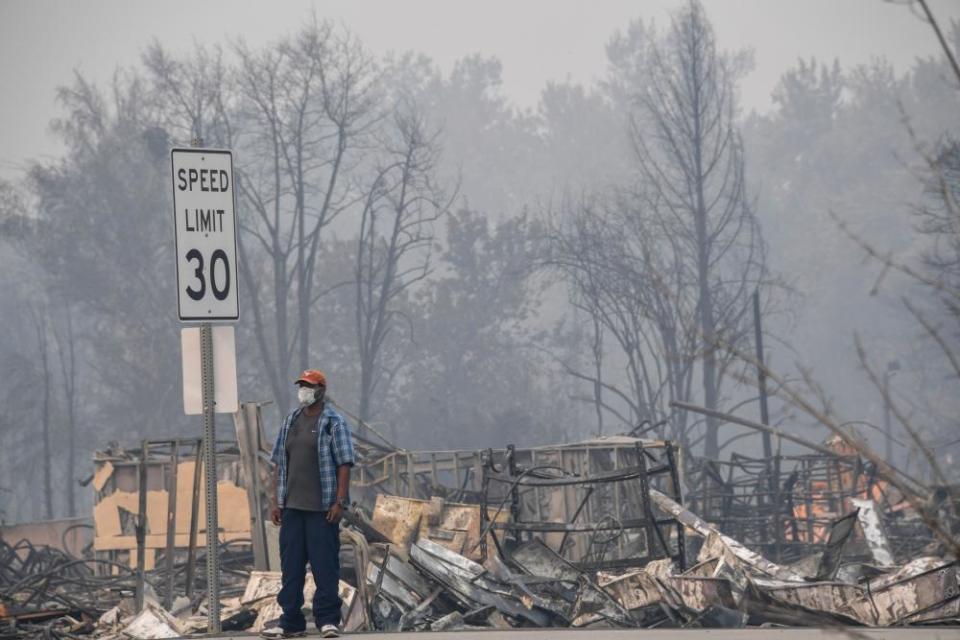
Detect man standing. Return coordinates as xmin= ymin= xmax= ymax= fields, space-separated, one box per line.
xmin=262 ymin=370 xmax=356 ymax=639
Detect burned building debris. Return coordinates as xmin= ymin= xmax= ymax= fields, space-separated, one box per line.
xmin=686 ymin=439 xmax=945 ymax=565
xmin=477 ymin=440 xmax=686 ymax=572
xmin=354 ymin=435 xmax=687 ymax=571
xmin=2 ymin=402 xmax=959 ymax=638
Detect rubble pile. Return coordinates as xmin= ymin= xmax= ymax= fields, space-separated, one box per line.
xmin=4 ymin=488 xmax=960 ymax=638
xmin=0 ymin=537 xmax=126 ymax=638
xmin=686 ymin=439 xmax=950 ymax=564
xmin=0 ymin=536 xmax=254 ymax=640
xmin=3 ymin=429 xmax=959 ymax=637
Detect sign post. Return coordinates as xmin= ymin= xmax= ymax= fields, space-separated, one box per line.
xmin=171 ymin=141 xmax=239 ymax=633
xmin=199 ymin=323 xmax=219 ymax=632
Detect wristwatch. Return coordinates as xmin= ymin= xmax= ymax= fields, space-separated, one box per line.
xmin=336 ymin=496 xmax=350 ymax=508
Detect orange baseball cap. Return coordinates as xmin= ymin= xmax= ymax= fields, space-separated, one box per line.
xmin=295 ymin=369 xmax=327 ymax=387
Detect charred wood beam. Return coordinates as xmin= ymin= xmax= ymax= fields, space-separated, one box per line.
xmin=134 ymin=441 xmax=148 ymax=613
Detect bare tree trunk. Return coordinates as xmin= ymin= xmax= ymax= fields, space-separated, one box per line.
xmin=32 ymin=310 xmax=53 ymax=520
xmin=274 ymin=246 xmax=289 ymax=411
xmin=590 ymin=314 xmax=604 ymax=436
xmin=237 ymin=232 xmax=285 ymax=410
xmin=228 ymin=26 xmax=374 ymax=412
xmin=627 ymin=0 xmax=760 ymax=457
xmin=358 ymin=354 xmax=376 ymax=423
xmin=693 ymin=94 xmax=721 ymax=458
xmin=296 ymin=142 xmax=307 ymax=373
xmin=354 ymin=109 xmax=451 ymax=423
xmin=697 ymin=239 xmax=720 ymax=457
xmin=298 ymin=139 xmax=347 ymax=372
xmin=54 ymin=306 xmax=78 ymax=517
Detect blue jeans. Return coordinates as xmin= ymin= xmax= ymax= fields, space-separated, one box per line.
xmin=278 ymin=508 xmax=342 ymax=630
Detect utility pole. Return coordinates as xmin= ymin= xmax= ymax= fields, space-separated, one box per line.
xmin=752 ymin=289 xmax=780 ymax=558
xmin=135 ymin=441 xmax=149 ymax=612
xmin=752 ymin=290 xmax=772 ymax=457
xmin=883 ymin=360 xmax=900 ymax=463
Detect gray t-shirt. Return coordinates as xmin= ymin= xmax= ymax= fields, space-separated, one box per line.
xmin=283 ymin=409 xmax=325 ymax=511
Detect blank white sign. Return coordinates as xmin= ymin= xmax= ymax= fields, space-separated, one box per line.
xmin=181 ymin=325 xmax=239 ymax=415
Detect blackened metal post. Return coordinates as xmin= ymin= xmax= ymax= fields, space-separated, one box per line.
xmin=752 ymin=290 xmax=771 ymax=457
xmin=163 ymin=440 xmax=180 ymax=609
xmin=185 ymin=438 xmax=203 ymax=599
xmin=478 ymin=450 xmax=491 ymax=562
xmin=772 ymin=451 xmax=783 ymax=561
xmin=635 ymin=443 xmax=662 ymax=561
xmin=135 ymin=441 xmax=149 ymax=612
xmin=664 ymin=443 xmax=686 ymax=570
xmin=506 ymin=445 xmax=520 ymax=546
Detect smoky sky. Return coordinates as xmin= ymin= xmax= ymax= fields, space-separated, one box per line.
xmin=1 ymin=0 xmax=958 ymax=182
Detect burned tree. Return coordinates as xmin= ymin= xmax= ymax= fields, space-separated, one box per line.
xmin=836 ymin=136 xmax=960 ymax=479
xmin=52 ymin=305 xmax=79 ymax=517
xmin=30 ymin=306 xmax=54 ymax=520
xmin=630 ymin=0 xmax=765 ymax=458
xmin=27 ymin=72 xmax=181 ymax=442
xmin=142 ymin=41 xmax=232 ymax=148
xmin=354 ymin=106 xmax=452 ymax=423
xmin=916 ymin=140 xmax=960 ymax=301
xmin=550 ymin=2 xmax=765 ymax=454
xmin=548 ymin=191 xmax=700 ymax=446
xmin=228 ymin=21 xmax=378 ymax=411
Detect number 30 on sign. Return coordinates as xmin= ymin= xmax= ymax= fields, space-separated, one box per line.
xmin=171 ymin=148 xmax=240 ymax=321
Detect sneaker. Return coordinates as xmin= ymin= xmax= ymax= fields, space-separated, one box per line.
xmin=320 ymin=624 xmax=340 ymax=638
xmin=260 ymin=625 xmax=307 ymax=639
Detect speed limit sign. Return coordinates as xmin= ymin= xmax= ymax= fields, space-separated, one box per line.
xmin=171 ymin=148 xmax=239 ymax=321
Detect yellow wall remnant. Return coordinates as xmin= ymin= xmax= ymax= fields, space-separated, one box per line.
xmin=92 ymin=461 xmax=114 ymax=492
xmin=93 ymin=458 xmax=251 ymax=562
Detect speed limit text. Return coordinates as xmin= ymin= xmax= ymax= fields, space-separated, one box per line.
xmin=176 ymin=167 xmax=230 ymax=192
xmin=183 ymin=208 xmax=227 ymax=233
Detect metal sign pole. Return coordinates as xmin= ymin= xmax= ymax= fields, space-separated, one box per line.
xmin=752 ymin=289 xmax=772 ymax=457
xmin=200 ymin=322 xmax=221 ymax=631
xmin=190 ymin=134 xmax=221 ymax=633
xmin=174 ymin=133 xmax=239 ymax=631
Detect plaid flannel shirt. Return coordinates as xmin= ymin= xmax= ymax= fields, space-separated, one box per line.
xmin=271 ymin=404 xmax=356 ymax=510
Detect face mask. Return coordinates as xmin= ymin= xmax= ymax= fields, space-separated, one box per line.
xmin=297 ymin=387 xmax=317 ymax=406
